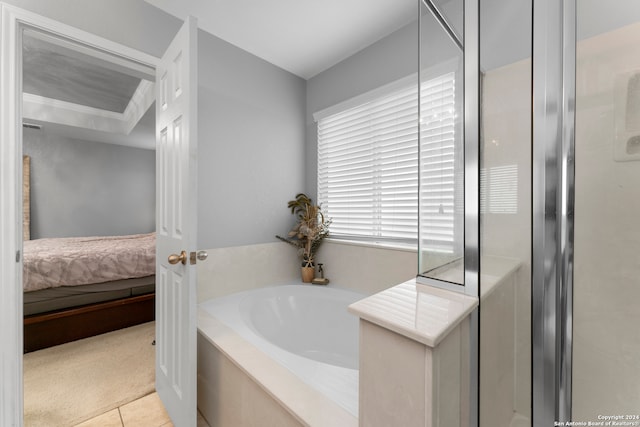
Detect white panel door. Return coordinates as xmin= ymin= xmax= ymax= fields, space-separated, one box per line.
xmin=156 ymin=16 xmax=198 ymax=427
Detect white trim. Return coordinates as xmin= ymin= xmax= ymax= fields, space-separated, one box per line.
xmin=23 ymin=92 xmax=123 ymax=119
xmin=123 ymin=79 xmax=156 ymax=134
xmin=0 ymin=3 xmax=160 ymax=425
xmin=0 ymin=4 xmax=24 ymax=426
xmin=23 ymin=80 xmax=155 ymax=135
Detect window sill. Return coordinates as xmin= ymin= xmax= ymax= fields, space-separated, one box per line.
xmin=324 ymin=238 xmax=417 ymax=254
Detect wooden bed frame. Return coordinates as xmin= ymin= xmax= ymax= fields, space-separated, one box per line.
xmin=23 ymin=293 xmax=155 ymax=353
xmin=21 ymin=159 xmax=156 ymax=353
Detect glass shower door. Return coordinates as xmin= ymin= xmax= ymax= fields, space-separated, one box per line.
xmin=573 ymin=2 xmax=640 ymax=420
xmin=417 ymin=0 xmax=466 ymax=288
xmin=479 ymin=1 xmax=532 ymax=426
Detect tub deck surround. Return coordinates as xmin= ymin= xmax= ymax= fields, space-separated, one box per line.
xmin=197 ymin=315 xmax=357 ymax=427
xmin=479 ymin=255 xmax=523 ymax=299
xmin=348 ymin=279 xmax=479 ymax=348
xmin=197 ymin=283 xmax=361 ymax=427
xmin=350 ymin=280 xmax=478 ymax=427
xmin=196 ymin=242 xmax=301 ymax=302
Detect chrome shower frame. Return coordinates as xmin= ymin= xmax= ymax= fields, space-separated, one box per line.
xmin=532 ymin=0 xmax=575 ymax=424
xmin=416 ymin=0 xmax=480 ymax=299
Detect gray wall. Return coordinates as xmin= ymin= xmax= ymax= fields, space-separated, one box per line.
xmin=23 ymin=128 xmax=155 ymax=239
xmin=197 ymin=31 xmax=306 ymax=249
xmin=481 ymin=0 xmax=531 ymax=71
xmin=305 ymin=20 xmax=418 ymax=200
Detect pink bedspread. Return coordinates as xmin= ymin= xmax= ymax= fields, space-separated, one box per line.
xmin=23 ymin=233 xmax=156 ymax=293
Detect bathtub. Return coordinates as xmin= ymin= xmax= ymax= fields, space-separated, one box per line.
xmin=197 ymin=282 xmax=363 ymax=426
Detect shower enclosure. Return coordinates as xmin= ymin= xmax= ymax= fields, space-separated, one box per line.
xmin=418 ymin=0 xmax=531 ymax=425
xmin=417 ymin=0 xmax=467 ymax=289
xmin=571 ymin=0 xmax=640 ymax=421
xmin=418 ymin=0 xmax=639 ymax=426
xmin=480 ymin=1 xmax=532 ymax=426
xmin=533 ymin=0 xmax=640 ymax=424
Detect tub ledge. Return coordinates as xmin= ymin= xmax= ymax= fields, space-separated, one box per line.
xmin=348 ymin=279 xmax=479 ymax=427
xmin=197 ymin=309 xmax=358 ymax=427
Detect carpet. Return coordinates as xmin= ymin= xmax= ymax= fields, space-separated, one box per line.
xmin=24 ymin=321 xmax=156 ymax=426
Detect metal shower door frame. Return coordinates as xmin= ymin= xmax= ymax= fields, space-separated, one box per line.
xmin=532 ymin=0 xmax=576 ymax=425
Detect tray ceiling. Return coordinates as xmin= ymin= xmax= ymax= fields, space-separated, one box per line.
xmin=21 ymin=29 xmax=156 ymax=149
xmin=23 ymin=31 xmax=142 ymax=114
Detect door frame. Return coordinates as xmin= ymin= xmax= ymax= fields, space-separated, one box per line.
xmin=0 ymin=4 xmax=160 ymax=426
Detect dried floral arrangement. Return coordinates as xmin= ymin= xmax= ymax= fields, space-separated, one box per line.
xmin=276 ymin=193 xmax=331 ymax=267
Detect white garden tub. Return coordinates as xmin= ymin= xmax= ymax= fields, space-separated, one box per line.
xmin=197 ymin=282 xmax=363 ymax=426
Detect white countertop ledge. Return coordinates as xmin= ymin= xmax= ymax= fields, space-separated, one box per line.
xmin=348 ymin=279 xmax=479 ymax=348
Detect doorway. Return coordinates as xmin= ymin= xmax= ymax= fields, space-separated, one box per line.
xmin=20 ymin=25 xmax=158 ymax=425
xmin=0 ymin=4 xmax=182 ymax=426
xmin=1 ymin=5 xmax=199 ymax=426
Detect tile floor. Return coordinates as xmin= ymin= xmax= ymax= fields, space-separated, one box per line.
xmin=73 ymin=392 xmax=210 ymax=427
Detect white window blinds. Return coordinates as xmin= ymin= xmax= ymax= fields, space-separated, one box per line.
xmin=317 ymin=72 xmax=457 ymax=246
xmin=480 ymin=164 xmax=519 ymax=214
xmin=419 ymin=73 xmax=459 ymax=253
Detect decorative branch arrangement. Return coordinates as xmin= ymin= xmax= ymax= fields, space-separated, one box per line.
xmin=276 ymin=193 xmax=331 ymax=267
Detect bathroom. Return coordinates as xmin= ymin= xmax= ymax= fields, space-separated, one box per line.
xmin=199 ymin=0 xmax=640 ymax=424
xmin=1 ymin=0 xmax=639 ymax=426
xmin=188 ymin=0 xmax=640 ymax=423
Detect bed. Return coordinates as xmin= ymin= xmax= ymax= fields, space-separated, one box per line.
xmin=22 ymin=231 xmax=157 ymax=353
xmin=22 ymin=156 xmax=157 ymax=352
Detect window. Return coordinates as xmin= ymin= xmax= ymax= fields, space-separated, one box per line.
xmin=317 ymin=72 xmax=457 ymax=248
xmin=419 ymin=72 xmax=460 ymax=254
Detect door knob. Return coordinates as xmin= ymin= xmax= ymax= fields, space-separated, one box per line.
xmin=197 ymin=251 xmax=208 ymax=261
xmin=168 ymin=250 xmax=187 ymax=265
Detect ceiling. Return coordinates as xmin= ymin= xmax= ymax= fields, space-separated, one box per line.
xmin=23 ymin=31 xmax=142 ymax=113
xmin=143 ymin=0 xmax=417 ymax=79
xmin=22 ymin=29 xmax=156 ymax=150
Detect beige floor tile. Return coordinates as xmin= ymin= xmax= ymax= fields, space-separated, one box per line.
xmin=119 ymin=392 xmax=171 ymax=427
xmin=73 ymin=409 xmax=123 ymax=427
xmin=197 ymin=411 xmax=211 ymax=427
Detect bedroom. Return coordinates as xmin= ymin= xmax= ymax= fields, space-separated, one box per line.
xmin=18 ymin=22 xmax=161 ymax=423
xmin=21 ymin=26 xmax=158 ymax=352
